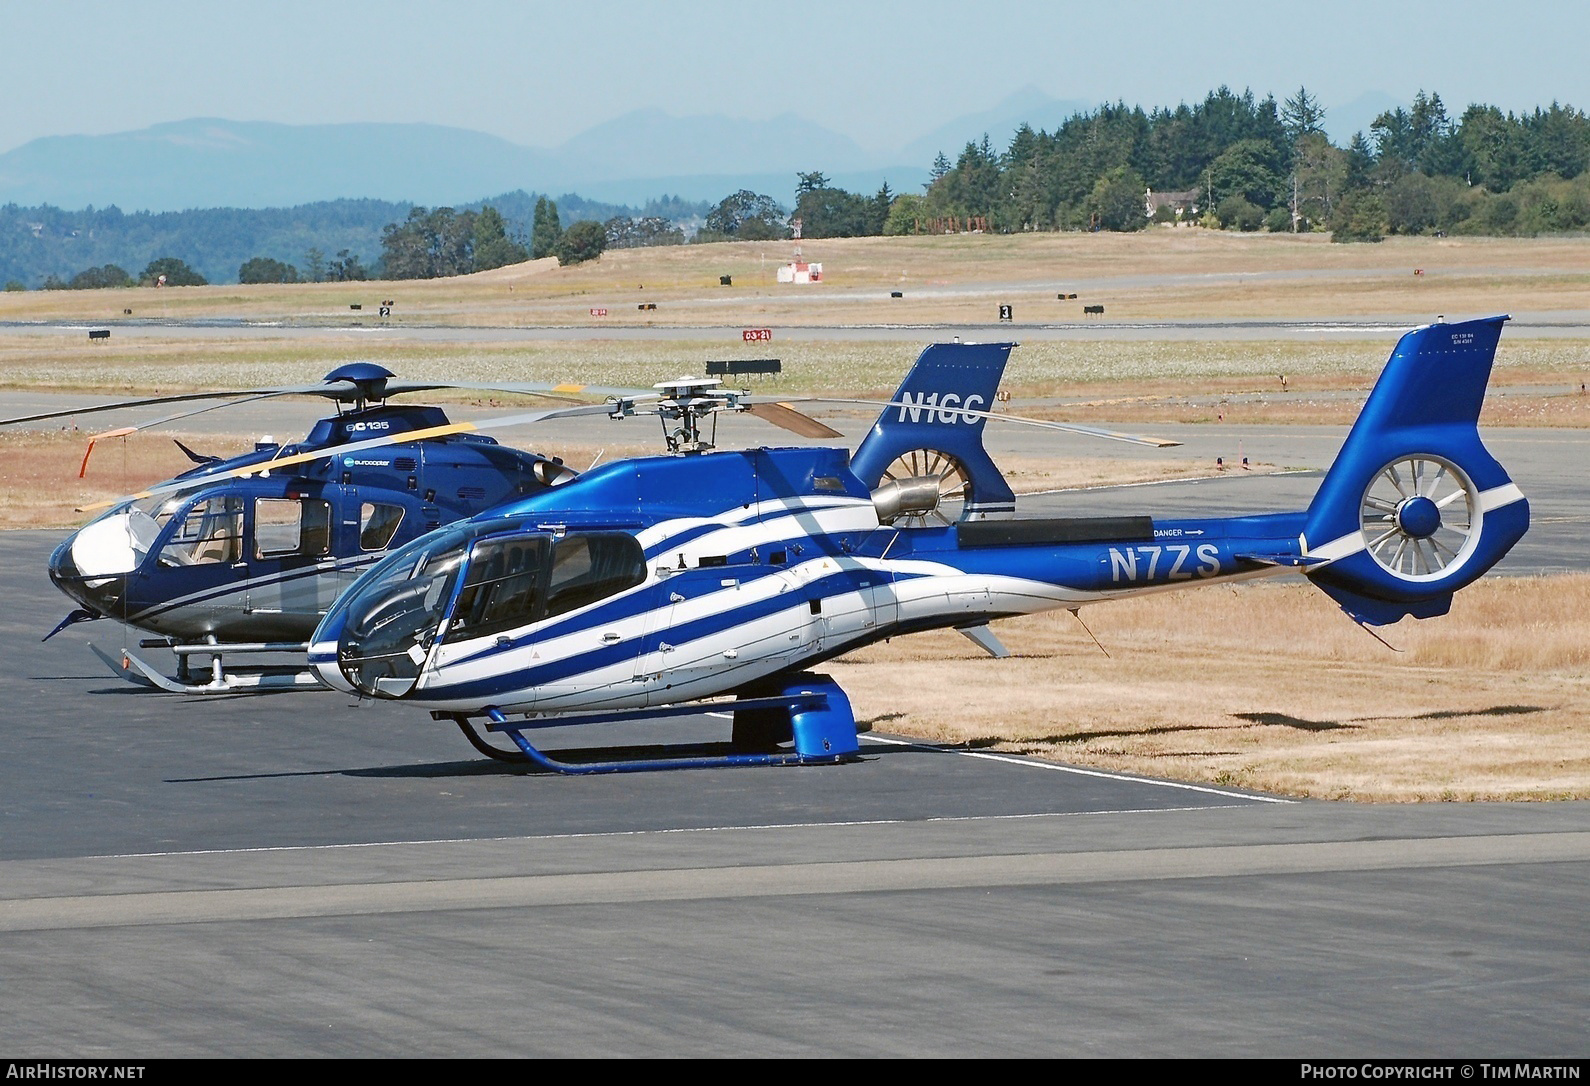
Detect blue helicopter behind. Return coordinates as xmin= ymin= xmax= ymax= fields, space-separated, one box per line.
xmin=288 ymin=315 xmax=1527 ymax=773
xmin=10 ymin=363 xmax=661 ymax=691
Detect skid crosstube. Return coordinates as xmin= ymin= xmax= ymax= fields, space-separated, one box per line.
xmin=88 ymin=640 xmax=322 ymax=694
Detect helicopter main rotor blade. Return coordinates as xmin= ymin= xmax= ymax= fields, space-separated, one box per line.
xmin=775 ymin=396 xmax=1182 ymax=448
xmin=382 ymin=380 xmax=658 ymax=402
xmin=3 ymin=379 xmax=659 ymax=429
xmin=0 ymin=385 xmax=323 ymax=427
xmin=743 ymin=401 xmax=844 ymax=439
xmin=79 ymin=401 xmax=623 ymax=512
xmin=83 ymin=390 xmax=308 ymax=441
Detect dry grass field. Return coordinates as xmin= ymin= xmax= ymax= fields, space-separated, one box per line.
xmin=2 ymin=230 xmax=1587 ymax=327
xmin=2 ymin=231 xmax=1585 ymax=801
xmin=837 ymin=575 xmax=1590 ymax=802
xmin=2 ymin=231 xmax=1586 ymax=430
xmin=2 ymin=334 xmax=1586 ymax=436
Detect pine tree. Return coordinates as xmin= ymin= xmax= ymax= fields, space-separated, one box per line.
xmin=1282 ymin=86 xmax=1327 ymax=143
xmin=531 ymin=197 xmax=563 ymax=260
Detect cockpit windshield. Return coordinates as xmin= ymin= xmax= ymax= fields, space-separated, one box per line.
xmin=131 ymin=493 xmax=185 ymax=524
xmin=66 ymin=492 xmax=193 ymax=576
xmin=326 ymin=522 xmax=648 ymax=699
xmin=329 ymin=522 xmax=478 ymax=697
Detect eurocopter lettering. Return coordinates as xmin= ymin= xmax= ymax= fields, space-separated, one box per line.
xmin=10 ymin=363 xmax=656 ymax=691
xmin=294 ymin=316 xmax=1526 ymax=773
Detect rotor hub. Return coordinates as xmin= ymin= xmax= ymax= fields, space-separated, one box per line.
xmin=1395 ymin=495 xmax=1441 ymax=539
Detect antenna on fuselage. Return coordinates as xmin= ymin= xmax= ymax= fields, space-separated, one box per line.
xmin=1069 ymin=607 xmax=1111 ymax=658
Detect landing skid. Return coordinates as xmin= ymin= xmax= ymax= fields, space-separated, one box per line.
xmin=438 ymin=673 xmax=861 ymax=774
xmin=88 ymin=640 xmax=324 ymax=694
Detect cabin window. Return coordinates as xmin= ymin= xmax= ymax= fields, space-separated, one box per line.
xmin=450 ymin=538 xmax=549 ymax=640
xmin=545 ymin=534 xmax=647 ymax=619
xmin=158 ymin=495 xmax=244 ymax=566
xmin=359 ymin=502 xmax=405 ymax=551
xmin=443 ymin=533 xmax=646 ymax=642
xmin=254 ymin=497 xmax=332 ymax=560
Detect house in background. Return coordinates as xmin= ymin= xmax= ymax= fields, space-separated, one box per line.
xmin=1146 ymin=188 xmax=1201 ymax=221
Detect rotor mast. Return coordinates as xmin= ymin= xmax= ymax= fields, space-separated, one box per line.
xmin=610 ymin=377 xmax=748 ymax=454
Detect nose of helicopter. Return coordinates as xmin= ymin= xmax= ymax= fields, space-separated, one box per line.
xmin=309 ymin=520 xmax=475 ymax=700
xmin=308 ymin=558 xmax=450 ymax=700
xmin=307 ymin=608 xmax=357 ymax=694
xmin=49 ymin=523 xmax=131 ymax=616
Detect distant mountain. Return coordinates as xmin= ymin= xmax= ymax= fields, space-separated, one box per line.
xmin=899 ymin=87 xmax=1098 ymax=164
xmin=0 ymin=119 xmax=554 ymax=212
xmin=1323 ymin=91 xmax=1404 ymax=144
xmin=555 ymin=109 xmax=876 ymax=182
xmin=0 ymin=115 xmax=927 ymax=214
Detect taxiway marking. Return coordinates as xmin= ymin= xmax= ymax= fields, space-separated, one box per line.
xmin=2 ymin=832 xmax=1584 ymax=933
xmin=860 ymin=734 xmax=1293 ymax=802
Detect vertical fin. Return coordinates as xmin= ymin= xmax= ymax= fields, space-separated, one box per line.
xmin=1303 ymin=315 xmax=1528 ymax=622
xmin=850 ymin=342 xmax=1016 ymax=520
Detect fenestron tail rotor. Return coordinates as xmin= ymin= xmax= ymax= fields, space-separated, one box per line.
xmin=1358 ymin=454 xmax=1481 ymax=581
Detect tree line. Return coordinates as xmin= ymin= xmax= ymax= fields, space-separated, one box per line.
xmin=625 ymin=87 xmax=1590 ymax=249
xmin=8 ymin=86 xmax=1588 ymax=290
xmin=785 ymin=87 xmax=1590 ymax=242
xmin=0 ymin=191 xmax=706 ymax=289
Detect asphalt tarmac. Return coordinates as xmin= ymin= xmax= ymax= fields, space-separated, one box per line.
xmin=2 ymin=460 xmax=1588 ymax=1057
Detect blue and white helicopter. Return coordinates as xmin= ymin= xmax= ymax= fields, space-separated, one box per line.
xmin=285 ymin=315 xmax=1527 ymax=773
xmin=11 ymin=363 xmax=664 ymax=691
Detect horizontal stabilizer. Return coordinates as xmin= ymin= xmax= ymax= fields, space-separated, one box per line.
xmin=1233 ymin=552 xmax=1327 ymax=568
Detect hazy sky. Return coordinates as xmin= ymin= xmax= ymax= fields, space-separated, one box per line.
xmin=4 ymin=0 xmax=1586 ymax=155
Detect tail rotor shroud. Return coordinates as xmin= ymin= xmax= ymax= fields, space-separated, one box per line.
xmin=1358 ymin=454 xmax=1482 ymax=581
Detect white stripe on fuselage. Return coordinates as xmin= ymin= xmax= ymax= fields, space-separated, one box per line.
xmin=130 ymin=553 xmax=377 ymax=623
xmin=418 ymin=553 xmax=1294 ymax=715
xmin=636 ymin=496 xmax=879 ymax=559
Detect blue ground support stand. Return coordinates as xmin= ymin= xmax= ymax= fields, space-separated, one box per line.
xmin=446 ymin=673 xmax=861 ymax=775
